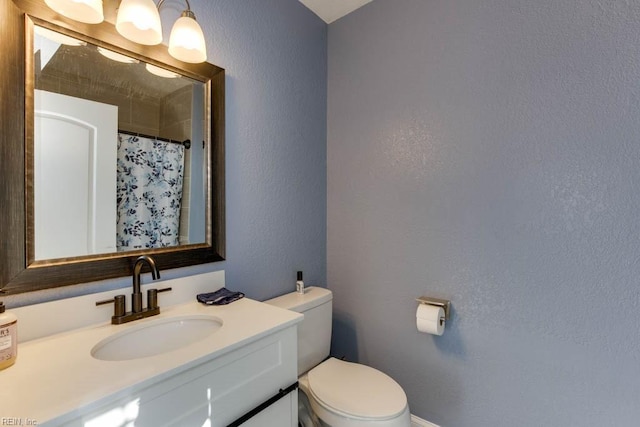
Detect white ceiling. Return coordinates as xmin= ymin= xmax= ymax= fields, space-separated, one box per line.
xmin=299 ymin=0 xmax=374 ymax=24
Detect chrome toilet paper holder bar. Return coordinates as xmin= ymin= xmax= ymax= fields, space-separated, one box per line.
xmin=416 ymin=296 xmax=451 ymax=321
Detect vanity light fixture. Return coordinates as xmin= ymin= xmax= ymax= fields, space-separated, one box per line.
xmin=44 ymin=0 xmax=207 ymax=63
xmin=116 ymin=0 xmax=207 ymax=63
xmin=97 ymin=47 xmax=140 ymax=63
xmin=115 ymin=0 xmax=163 ymax=46
xmin=44 ymin=0 xmax=104 ymax=24
xmin=167 ymin=5 xmax=207 ymax=63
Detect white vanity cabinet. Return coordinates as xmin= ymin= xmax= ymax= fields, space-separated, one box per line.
xmin=2 ymin=277 xmax=302 ymax=427
xmin=62 ymin=326 xmax=298 ymax=427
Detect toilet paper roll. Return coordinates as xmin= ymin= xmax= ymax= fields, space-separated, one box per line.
xmin=416 ymin=304 xmax=445 ymax=336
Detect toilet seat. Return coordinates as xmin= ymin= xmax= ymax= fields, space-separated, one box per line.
xmin=307 ymin=358 xmax=408 ymax=421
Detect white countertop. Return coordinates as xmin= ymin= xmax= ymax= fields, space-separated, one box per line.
xmin=0 ymin=296 xmax=302 ymax=425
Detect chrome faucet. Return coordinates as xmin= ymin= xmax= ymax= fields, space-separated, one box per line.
xmin=132 ymin=255 xmax=160 ymax=313
xmin=96 ymin=255 xmax=171 ymax=325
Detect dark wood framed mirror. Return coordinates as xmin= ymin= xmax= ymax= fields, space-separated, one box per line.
xmin=0 ymin=0 xmax=225 ymax=295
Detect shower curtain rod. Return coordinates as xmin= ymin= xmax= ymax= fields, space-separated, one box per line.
xmin=118 ymin=129 xmax=191 ymax=149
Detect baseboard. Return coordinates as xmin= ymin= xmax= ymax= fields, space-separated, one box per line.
xmin=411 ymin=413 xmax=440 ymax=427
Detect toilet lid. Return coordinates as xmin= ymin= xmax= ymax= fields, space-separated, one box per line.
xmin=307 ymin=358 xmax=407 ymax=420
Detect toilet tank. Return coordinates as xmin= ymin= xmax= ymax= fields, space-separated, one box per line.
xmin=265 ymin=287 xmax=332 ymax=375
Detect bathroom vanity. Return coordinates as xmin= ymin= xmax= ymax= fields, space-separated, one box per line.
xmin=0 ymin=274 xmax=302 ymax=427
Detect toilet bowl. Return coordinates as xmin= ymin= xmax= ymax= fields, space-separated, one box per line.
xmin=299 ymin=358 xmax=411 ymax=427
xmin=265 ymin=287 xmax=411 ymax=427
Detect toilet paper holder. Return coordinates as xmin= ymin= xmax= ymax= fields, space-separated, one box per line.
xmin=416 ymin=296 xmax=451 ymax=321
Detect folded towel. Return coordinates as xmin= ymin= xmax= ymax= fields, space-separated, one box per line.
xmin=197 ymin=288 xmax=245 ymax=305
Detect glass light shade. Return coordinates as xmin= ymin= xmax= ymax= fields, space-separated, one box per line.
xmin=44 ymin=0 xmax=104 ymax=24
xmin=168 ymin=15 xmax=207 ymax=63
xmin=116 ymin=0 xmax=163 ymax=46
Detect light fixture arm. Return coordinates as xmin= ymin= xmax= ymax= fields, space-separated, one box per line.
xmin=156 ymin=0 xmax=193 ymax=14
xmin=181 ymin=9 xmax=196 ymax=19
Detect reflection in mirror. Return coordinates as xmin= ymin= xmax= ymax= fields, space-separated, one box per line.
xmin=33 ymin=26 xmax=206 ymax=261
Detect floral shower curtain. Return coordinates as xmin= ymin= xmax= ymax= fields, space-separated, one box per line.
xmin=116 ymin=133 xmax=185 ymax=250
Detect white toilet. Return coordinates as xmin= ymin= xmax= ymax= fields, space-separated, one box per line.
xmin=266 ymin=287 xmax=411 ymax=427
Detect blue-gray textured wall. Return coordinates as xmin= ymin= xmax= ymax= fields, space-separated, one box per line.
xmin=198 ymin=0 xmax=327 ymax=301
xmin=327 ymin=0 xmax=640 ymax=425
xmin=8 ymin=0 xmax=327 ymax=307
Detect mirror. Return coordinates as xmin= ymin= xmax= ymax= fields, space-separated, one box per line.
xmin=33 ymin=26 xmax=207 ymax=259
xmin=0 ymin=0 xmax=225 ymax=295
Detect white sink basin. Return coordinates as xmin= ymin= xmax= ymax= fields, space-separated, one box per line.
xmin=91 ymin=315 xmax=223 ymax=361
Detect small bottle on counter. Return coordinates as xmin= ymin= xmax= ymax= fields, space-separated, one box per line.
xmin=0 ymin=301 xmax=17 ymax=371
xmin=296 ymin=271 xmax=305 ymax=294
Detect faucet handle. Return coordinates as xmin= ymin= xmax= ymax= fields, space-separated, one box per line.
xmin=147 ymin=287 xmax=172 ymax=310
xmin=96 ymin=295 xmax=126 ymax=317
